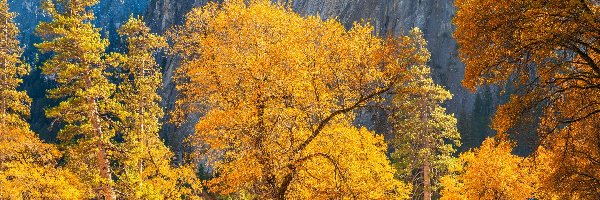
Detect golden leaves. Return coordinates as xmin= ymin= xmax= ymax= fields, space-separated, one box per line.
xmin=455 ymin=0 xmax=600 ymax=196
xmin=0 ymin=128 xmax=89 ymax=199
xmin=440 ymin=137 xmax=537 ymax=200
xmin=0 ymin=2 xmax=85 ymax=197
xmin=113 ymin=17 xmax=201 ymax=198
xmin=34 ymin=1 xmax=200 ymax=199
xmin=171 ymin=0 xmax=426 ymax=198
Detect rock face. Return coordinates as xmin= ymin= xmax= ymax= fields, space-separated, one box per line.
xmin=145 ymin=0 xmax=213 ymax=155
xmin=146 ymin=0 xmax=210 ymax=33
xmin=10 ymin=0 xmax=148 ymax=51
xmin=145 ymin=0 xmax=499 ymax=151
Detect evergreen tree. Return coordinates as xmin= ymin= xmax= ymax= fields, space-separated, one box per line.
xmin=36 ymin=0 xmax=121 ymax=198
xmin=114 ymin=17 xmax=201 ymax=198
xmin=389 ymin=39 xmax=461 ymax=200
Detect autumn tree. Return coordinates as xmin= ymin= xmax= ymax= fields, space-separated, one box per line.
xmin=389 ymin=55 xmax=461 ymax=200
xmin=35 ymin=0 xmax=121 ymax=198
xmin=0 ymin=0 xmax=85 ymax=198
xmin=171 ymin=0 xmax=426 ymax=199
xmin=531 ymin=125 xmax=600 ymax=199
xmin=454 ymin=0 xmax=600 ymax=196
xmin=113 ymin=16 xmax=201 ymax=198
xmin=440 ymin=137 xmax=537 ymax=200
xmin=0 ymin=128 xmax=87 ymax=199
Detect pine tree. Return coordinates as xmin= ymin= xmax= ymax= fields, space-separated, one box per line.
xmin=114 ymin=17 xmax=201 ymax=198
xmin=389 ymin=35 xmax=461 ymax=200
xmin=35 ymin=0 xmax=121 ymax=199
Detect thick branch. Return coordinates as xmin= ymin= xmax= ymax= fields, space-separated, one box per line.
xmin=569 ymin=44 xmax=600 ymax=76
xmin=292 ymin=86 xmax=392 ymax=156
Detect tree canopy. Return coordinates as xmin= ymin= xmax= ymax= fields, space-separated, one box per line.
xmin=171 ymin=0 xmax=433 ymax=198
xmin=440 ymin=137 xmax=538 ymax=200
xmin=454 ymin=0 xmax=600 ymax=196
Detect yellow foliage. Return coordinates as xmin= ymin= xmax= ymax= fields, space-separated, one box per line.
xmin=36 ymin=0 xmax=123 ymax=198
xmin=455 ymin=0 xmax=600 ymax=195
xmin=440 ymin=137 xmax=537 ymax=200
xmin=532 ymin=118 xmax=600 ymax=199
xmin=0 ymin=128 xmax=88 ymax=199
xmin=0 ymin=1 xmax=86 ymax=198
xmin=0 ymin=0 xmax=30 ymax=130
xmin=171 ymin=0 xmax=425 ymax=198
xmin=288 ymin=124 xmax=411 ymax=200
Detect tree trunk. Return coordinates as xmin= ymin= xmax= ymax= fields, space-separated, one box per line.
xmin=277 ymin=169 xmax=295 ymax=200
xmin=139 ymin=101 xmax=145 ymax=176
xmin=1 ymin=73 xmax=5 ymax=128
xmin=96 ymin=131 xmax=116 ymax=200
xmin=422 ymin=96 xmax=432 ymax=200
xmin=423 ymin=159 xmax=432 ymax=200
xmin=255 ymin=98 xmax=278 ymax=198
xmin=86 ymin=77 xmax=116 ymax=200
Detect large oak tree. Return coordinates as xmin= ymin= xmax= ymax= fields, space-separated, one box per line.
xmin=171 ymin=0 xmax=430 ymax=199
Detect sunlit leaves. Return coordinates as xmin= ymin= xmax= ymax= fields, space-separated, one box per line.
xmin=172 ymin=0 xmax=423 ymax=198
xmin=440 ymin=137 xmax=537 ymax=200
xmin=454 ymin=0 xmax=600 ymax=196
xmin=0 ymin=0 xmax=29 ymax=130
xmin=0 ymin=128 xmax=88 ymax=199
xmin=0 ymin=1 xmax=85 ymax=196
xmin=35 ymin=0 xmax=121 ymax=198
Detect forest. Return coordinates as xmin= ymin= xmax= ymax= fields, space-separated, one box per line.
xmin=0 ymin=0 xmax=599 ymax=199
